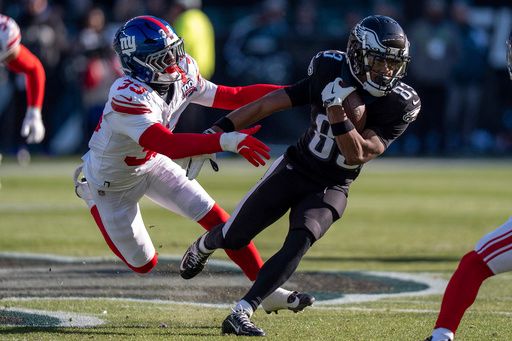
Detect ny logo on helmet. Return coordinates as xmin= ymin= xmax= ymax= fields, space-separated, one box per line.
xmin=120 ymin=35 xmax=136 ymax=56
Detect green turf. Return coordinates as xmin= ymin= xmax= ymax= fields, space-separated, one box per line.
xmin=1 ymin=157 xmax=512 ymax=340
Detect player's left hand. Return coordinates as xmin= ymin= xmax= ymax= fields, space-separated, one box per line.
xmin=186 ymin=154 xmax=219 ymax=180
xmin=321 ymin=77 xmax=356 ymax=108
xmin=184 ymin=128 xmax=219 ymax=180
xmin=220 ymin=125 xmax=271 ymax=167
xmin=21 ymin=107 xmax=45 ymax=144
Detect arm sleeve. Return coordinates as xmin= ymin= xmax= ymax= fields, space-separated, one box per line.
xmin=139 ymin=123 xmax=223 ymax=159
xmin=211 ymin=84 xmax=285 ymax=110
xmin=284 ymin=78 xmax=311 ymax=107
xmin=6 ymin=44 xmax=45 ymax=109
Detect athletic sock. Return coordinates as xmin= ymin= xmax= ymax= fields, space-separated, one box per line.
xmin=434 ymin=250 xmax=494 ymax=333
xmin=243 ymin=229 xmax=313 ymax=311
xmin=234 ymin=300 xmax=254 ymax=317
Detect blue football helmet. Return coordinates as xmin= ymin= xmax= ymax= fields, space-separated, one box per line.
xmin=113 ymin=15 xmax=186 ymax=85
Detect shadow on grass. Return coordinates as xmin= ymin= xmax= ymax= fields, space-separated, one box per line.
xmin=302 ymin=255 xmax=461 ymax=263
xmin=0 ymin=324 xmax=221 ymax=337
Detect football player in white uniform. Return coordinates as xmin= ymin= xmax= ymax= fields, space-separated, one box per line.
xmin=0 ymin=13 xmax=45 ymax=144
xmin=424 ymin=31 xmax=512 ymax=341
xmin=74 ymin=15 xmax=313 ymax=313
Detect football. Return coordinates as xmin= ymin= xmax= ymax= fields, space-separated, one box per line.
xmin=342 ymin=91 xmax=367 ymax=132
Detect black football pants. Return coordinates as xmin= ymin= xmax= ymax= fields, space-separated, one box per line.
xmin=204 ymin=156 xmax=349 ymax=310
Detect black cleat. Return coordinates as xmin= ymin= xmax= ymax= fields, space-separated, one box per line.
xmin=262 ymin=291 xmax=315 ymax=314
xmin=221 ymin=310 xmax=265 ymax=336
xmin=179 ymin=234 xmax=212 ymax=279
xmin=424 ymin=337 xmax=433 ymax=341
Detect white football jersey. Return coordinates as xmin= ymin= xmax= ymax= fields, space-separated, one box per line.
xmin=0 ymin=14 xmax=21 ymax=62
xmin=83 ymin=54 xmax=219 ymax=190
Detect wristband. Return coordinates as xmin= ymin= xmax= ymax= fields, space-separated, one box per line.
xmin=330 ymin=120 xmax=355 ymax=136
xmin=213 ymin=116 xmax=235 ymax=132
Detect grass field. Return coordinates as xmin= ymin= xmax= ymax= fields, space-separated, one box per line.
xmin=1 ymin=156 xmax=512 ymax=340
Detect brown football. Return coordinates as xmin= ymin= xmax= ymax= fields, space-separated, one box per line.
xmin=342 ymin=91 xmax=367 ymax=132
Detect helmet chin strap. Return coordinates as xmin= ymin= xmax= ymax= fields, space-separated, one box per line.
xmin=362 ymin=82 xmax=386 ymax=97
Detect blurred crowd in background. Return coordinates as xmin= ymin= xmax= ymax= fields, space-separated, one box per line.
xmin=1 ymin=0 xmax=511 ymax=158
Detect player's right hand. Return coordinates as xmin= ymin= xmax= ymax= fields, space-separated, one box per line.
xmin=21 ymin=107 xmax=45 ymax=144
xmin=321 ymin=77 xmax=356 ymax=109
xmin=219 ymin=125 xmax=270 ymax=167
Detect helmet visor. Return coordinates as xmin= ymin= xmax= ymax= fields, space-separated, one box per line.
xmin=146 ymin=38 xmax=187 ymax=83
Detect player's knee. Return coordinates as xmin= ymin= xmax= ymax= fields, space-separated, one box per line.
xmin=459 ymin=251 xmax=494 ymax=277
xmin=129 ymin=253 xmax=158 ymax=274
xmin=287 ymin=228 xmax=314 ymax=251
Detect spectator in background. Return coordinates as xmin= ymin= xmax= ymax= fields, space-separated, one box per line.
xmin=407 ymin=0 xmax=458 ymax=154
xmin=0 ymin=13 xmax=45 ymax=154
xmin=169 ymin=0 xmax=215 ymax=80
xmin=223 ymin=0 xmax=291 ymax=85
xmin=78 ymin=6 xmax=121 ymax=146
xmin=167 ymin=0 xmax=215 ymax=133
xmin=15 ymin=0 xmax=68 ymax=154
xmin=444 ymin=0 xmax=488 ymax=154
xmin=373 ymin=0 xmax=403 ymax=22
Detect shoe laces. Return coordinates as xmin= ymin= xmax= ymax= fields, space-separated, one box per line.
xmin=232 ymin=309 xmax=255 ymax=329
xmin=188 ymin=243 xmax=209 ymax=265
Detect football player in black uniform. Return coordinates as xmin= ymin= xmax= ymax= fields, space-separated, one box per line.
xmin=180 ymin=15 xmax=421 ymax=336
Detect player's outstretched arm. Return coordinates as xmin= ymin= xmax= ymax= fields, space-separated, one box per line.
xmin=211 ymin=84 xmax=285 ymax=110
xmin=139 ymin=123 xmax=270 ymax=166
xmin=185 ymin=88 xmax=290 ymax=179
xmin=213 ymin=88 xmax=292 ymax=132
xmin=5 ymin=44 xmax=46 ymax=144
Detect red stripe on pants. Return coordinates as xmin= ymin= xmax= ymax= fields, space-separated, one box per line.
xmin=90 ymin=205 xmax=157 ymax=273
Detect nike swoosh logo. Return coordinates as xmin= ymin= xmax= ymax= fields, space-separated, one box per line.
xmin=412 ymin=98 xmax=419 ymax=105
xmin=228 ymin=320 xmax=241 ymax=334
xmin=120 ymin=95 xmax=133 ymax=102
xmin=330 ymin=83 xmax=336 ymax=94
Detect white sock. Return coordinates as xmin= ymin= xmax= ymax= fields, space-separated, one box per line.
xmin=261 ymin=287 xmax=293 ymax=309
xmin=198 ymin=233 xmax=214 ymax=254
xmin=431 ymin=328 xmax=454 ymax=341
xmin=261 ymin=287 xmax=292 ymax=300
xmin=234 ymin=300 xmax=254 ymax=317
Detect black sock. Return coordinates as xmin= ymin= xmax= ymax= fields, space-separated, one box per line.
xmin=204 ymin=224 xmax=225 ymax=250
xmin=242 ymin=229 xmax=313 ymax=311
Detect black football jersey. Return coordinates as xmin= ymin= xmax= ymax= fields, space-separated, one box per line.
xmin=284 ymin=50 xmax=421 ymax=187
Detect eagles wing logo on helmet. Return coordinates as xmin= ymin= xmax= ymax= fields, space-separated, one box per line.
xmin=120 ymin=35 xmax=136 ymax=56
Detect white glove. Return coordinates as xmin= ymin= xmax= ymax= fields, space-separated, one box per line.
xmin=21 ymin=106 xmax=45 ymax=144
xmin=219 ymin=131 xmax=249 ymax=153
xmin=184 ymin=128 xmax=219 ymax=180
xmin=321 ymin=77 xmax=356 ymax=108
xmin=73 ymin=164 xmax=95 ymax=209
xmin=186 ymin=154 xmax=218 ymax=180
